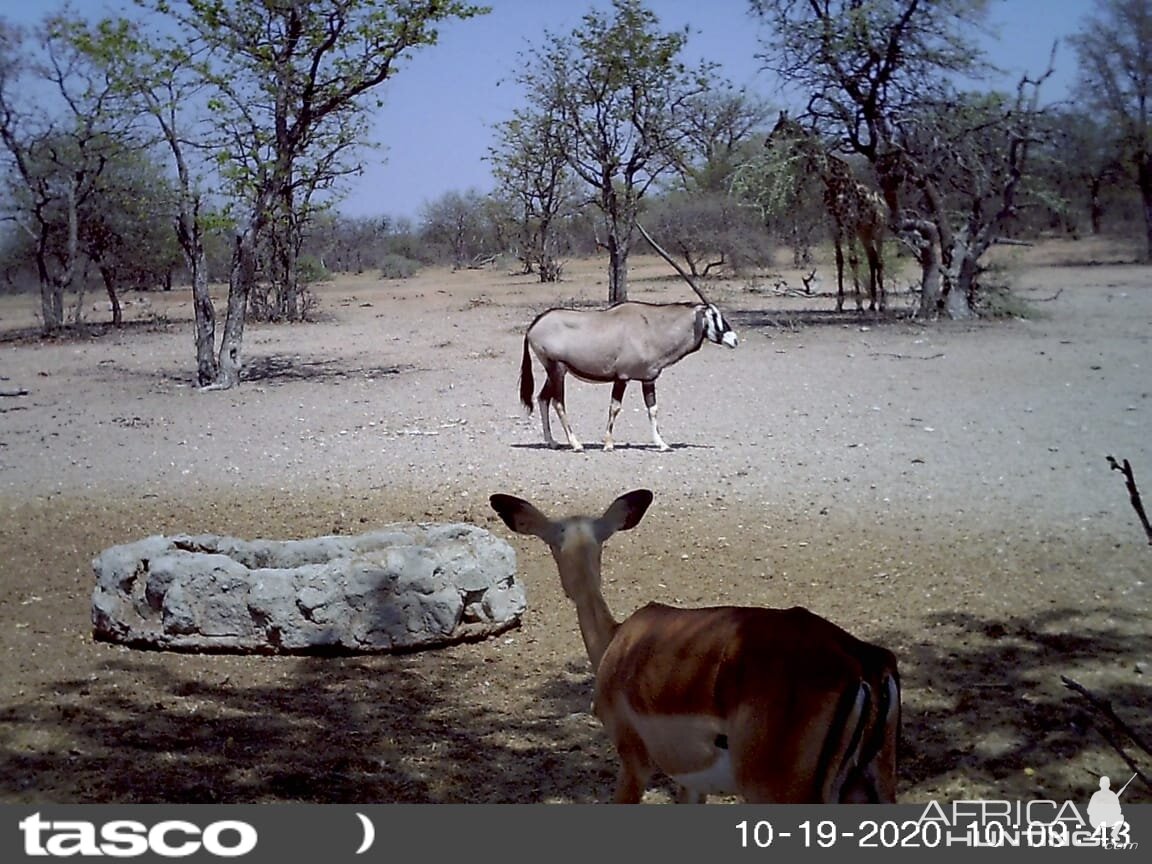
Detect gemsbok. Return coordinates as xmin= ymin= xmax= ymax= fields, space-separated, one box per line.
xmin=518 ymin=225 xmax=738 ymax=452
xmin=489 ymin=489 xmax=901 ymax=804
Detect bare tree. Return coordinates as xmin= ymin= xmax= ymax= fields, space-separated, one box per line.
xmin=678 ymin=84 xmax=774 ymax=193
xmin=66 ymin=14 xmax=221 ymax=383
xmin=1071 ymin=0 xmax=1152 ymax=261
xmin=644 ymin=190 xmax=773 ymax=278
xmin=136 ymin=0 xmax=487 ymax=389
xmin=489 ymin=105 xmax=578 ymax=281
xmin=420 ymin=189 xmax=496 ymax=269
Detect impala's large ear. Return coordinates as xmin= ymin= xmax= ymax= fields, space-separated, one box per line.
xmin=595 ymin=489 xmax=654 ymax=541
xmin=490 ymin=494 xmax=556 ymax=541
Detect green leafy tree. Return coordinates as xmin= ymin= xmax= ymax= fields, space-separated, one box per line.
xmin=0 ymin=17 xmax=139 ymax=333
xmin=514 ymin=0 xmax=715 ymax=302
xmin=677 ymin=84 xmax=773 ymax=194
xmin=134 ymin=0 xmax=488 ymax=389
xmin=1039 ymin=109 xmax=1126 ymax=236
xmin=64 ymin=13 xmax=223 ymax=381
xmin=80 ymin=147 xmax=183 ymax=324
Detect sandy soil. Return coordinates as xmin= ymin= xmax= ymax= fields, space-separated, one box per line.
xmin=0 ymin=238 xmax=1148 ymax=805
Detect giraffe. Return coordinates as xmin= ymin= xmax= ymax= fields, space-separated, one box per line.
xmin=767 ymin=113 xmax=888 ymax=313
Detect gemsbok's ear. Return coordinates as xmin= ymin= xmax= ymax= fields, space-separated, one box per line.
xmin=595 ymin=489 xmax=654 ymax=541
xmin=490 ymin=494 xmax=555 ymax=541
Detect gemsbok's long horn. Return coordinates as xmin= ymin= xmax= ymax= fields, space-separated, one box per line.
xmin=636 ymin=222 xmax=712 ymax=306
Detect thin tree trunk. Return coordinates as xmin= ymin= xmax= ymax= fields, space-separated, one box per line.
xmin=174 ymin=198 xmax=217 ymax=386
xmin=946 ymin=266 xmax=976 ymax=320
xmin=99 ymin=265 xmax=122 ymax=327
xmin=213 ymin=226 xmax=259 ymax=389
xmin=1143 ymin=187 xmax=1152 ymax=264
xmin=607 ymin=227 xmax=628 ymax=304
xmin=190 ymin=250 xmax=215 ymax=387
xmin=1090 ymin=178 xmax=1104 ymax=235
xmin=39 ymin=275 xmax=61 ymax=333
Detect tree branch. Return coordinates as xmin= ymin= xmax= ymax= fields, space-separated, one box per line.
xmin=1106 ymin=456 xmax=1152 ymax=545
xmin=1061 ymin=675 xmax=1152 ymax=794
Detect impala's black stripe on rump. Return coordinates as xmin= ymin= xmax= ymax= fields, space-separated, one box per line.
xmin=814 ymin=680 xmax=871 ymax=801
xmin=856 ymin=670 xmax=899 ymax=786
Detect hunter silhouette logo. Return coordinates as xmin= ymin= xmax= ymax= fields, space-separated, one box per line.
xmin=1087 ymin=773 xmax=1135 ymax=830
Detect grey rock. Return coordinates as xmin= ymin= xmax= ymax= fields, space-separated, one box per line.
xmin=91 ymin=523 xmax=525 ymax=654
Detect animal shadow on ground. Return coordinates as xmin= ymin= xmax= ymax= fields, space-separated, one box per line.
xmin=509 ymin=442 xmax=711 ymax=452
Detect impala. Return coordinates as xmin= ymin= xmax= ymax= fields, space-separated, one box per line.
xmin=489 ymin=489 xmax=901 ymax=804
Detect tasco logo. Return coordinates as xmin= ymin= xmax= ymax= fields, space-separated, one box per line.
xmin=18 ymin=814 xmax=258 ymax=858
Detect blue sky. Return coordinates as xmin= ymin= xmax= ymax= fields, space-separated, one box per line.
xmin=0 ymin=0 xmax=1094 ymax=221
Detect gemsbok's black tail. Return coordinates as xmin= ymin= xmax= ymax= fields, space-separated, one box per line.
xmin=519 ymin=335 xmax=535 ymax=414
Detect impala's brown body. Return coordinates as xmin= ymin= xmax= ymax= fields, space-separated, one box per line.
xmin=489 ymin=489 xmax=900 ymax=804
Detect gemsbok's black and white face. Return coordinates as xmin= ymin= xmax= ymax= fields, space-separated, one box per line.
xmin=703 ymin=304 xmax=739 ymax=348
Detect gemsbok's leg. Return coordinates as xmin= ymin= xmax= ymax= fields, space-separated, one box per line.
xmin=604 ymin=379 xmax=628 ymax=451
xmin=641 ymin=381 xmax=670 ymax=451
xmin=536 ymin=375 xmax=558 ymax=448
xmin=549 ymin=369 xmax=583 ymax=451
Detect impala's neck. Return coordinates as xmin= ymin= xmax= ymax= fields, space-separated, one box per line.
xmin=572 ymin=588 xmax=620 ymax=672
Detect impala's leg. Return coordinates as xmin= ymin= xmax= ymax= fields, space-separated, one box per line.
xmin=612 ymin=730 xmax=654 ymax=803
xmin=874 ymin=674 xmax=901 ymax=803
xmin=548 ymin=367 xmax=583 ymax=452
xmin=604 ymin=379 xmax=627 ymax=451
xmin=675 ymin=785 xmax=706 ymax=804
xmin=641 ymin=381 xmax=670 ymax=451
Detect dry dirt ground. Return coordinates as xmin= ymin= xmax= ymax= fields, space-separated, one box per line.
xmin=0 ymin=238 xmax=1148 ymax=805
